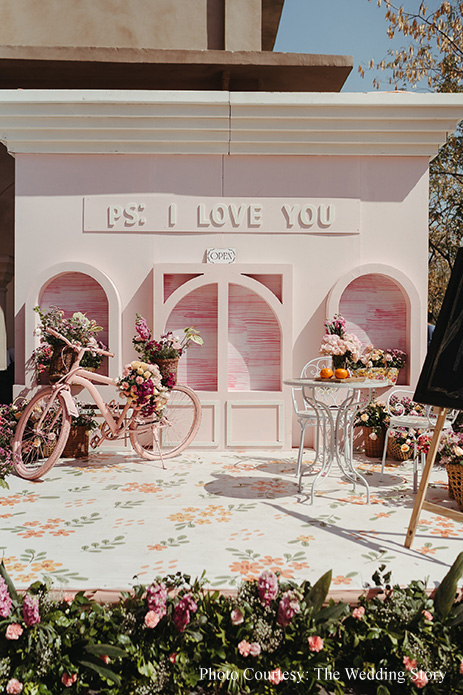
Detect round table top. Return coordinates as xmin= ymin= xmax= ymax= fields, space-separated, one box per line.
xmin=283 ymin=377 xmax=391 ymax=389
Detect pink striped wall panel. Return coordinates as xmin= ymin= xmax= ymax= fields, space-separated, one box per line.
xmin=340 ymin=273 xmax=408 ymax=383
xmin=228 ymin=284 xmax=281 ymax=392
xmin=243 ymin=274 xmax=283 ymax=302
xmin=39 ymin=272 xmax=109 ymax=375
xmin=163 ymin=274 xmax=203 ymax=302
xmin=166 ymin=284 xmax=218 ymax=391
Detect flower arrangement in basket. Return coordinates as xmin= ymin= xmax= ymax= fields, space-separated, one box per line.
xmin=62 ymin=402 xmax=99 ymax=459
xmin=385 ymin=395 xmax=426 ymax=461
xmin=319 ymin=314 xmax=362 ymax=370
xmin=354 ymin=399 xmax=388 ymax=457
xmin=350 ymin=346 xmax=407 ymax=384
xmin=117 ymin=361 xmax=169 ymax=419
xmin=132 ymin=314 xmax=203 ymax=387
xmin=435 ymin=430 xmax=463 ymax=507
xmin=0 ymin=403 xmax=19 ymax=488
xmin=33 ymin=305 xmax=107 ymax=382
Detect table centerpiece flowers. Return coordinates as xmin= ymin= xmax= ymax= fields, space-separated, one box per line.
xmin=319 ymin=314 xmax=362 ymax=371
xmin=351 ymin=345 xmax=407 ymax=385
xmin=132 ymin=314 xmax=203 ymax=387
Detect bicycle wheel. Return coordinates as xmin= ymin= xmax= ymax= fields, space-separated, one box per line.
xmin=13 ymin=388 xmax=71 ymax=480
xmin=130 ymin=384 xmax=201 ymax=460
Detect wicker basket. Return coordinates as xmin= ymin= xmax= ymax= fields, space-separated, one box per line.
xmin=363 ymin=427 xmax=386 ymax=458
xmin=387 ymin=436 xmax=413 ymax=461
xmin=445 ymin=464 xmax=463 ymax=509
xmin=49 ymin=345 xmax=76 ymax=384
xmin=62 ymin=425 xmax=89 ymax=458
xmin=151 ymin=358 xmax=179 ymax=387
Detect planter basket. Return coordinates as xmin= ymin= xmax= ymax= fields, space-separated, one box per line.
xmin=387 ymin=436 xmax=413 ymax=461
xmin=62 ymin=425 xmax=89 ymax=459
xmin=151 ymin=358 xmax=179 ymax=387
xmin=49 ymin=345 xmax=77 ymax=384
xmin=445 ymin=464 xmax=463 ymax=509
xmin=363 ymin=427 xmax=385 ymax=458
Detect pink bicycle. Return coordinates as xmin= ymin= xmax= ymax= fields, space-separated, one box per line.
xmin=13 ymin=328 xmax=201 ymax=480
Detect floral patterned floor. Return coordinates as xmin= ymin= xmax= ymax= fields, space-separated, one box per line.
xmin=2 ymin=447 xmax=463 ymax=593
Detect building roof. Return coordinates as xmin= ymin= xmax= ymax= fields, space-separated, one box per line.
xmin=0 ymin=45 xmax=352 ymax=92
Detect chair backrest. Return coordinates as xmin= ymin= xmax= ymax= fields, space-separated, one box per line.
xmin=297 ymin=357 xmax=357 ymax=411
xmin=386 ymin=388 xmax=458 ymax=430
xmin=300 ymin=357 xmax=332 ymax=379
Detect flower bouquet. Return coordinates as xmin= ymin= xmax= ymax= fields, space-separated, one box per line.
xmin=117 ymin=361 xmax=168 ymax=419
xmin=319 ymin=314 xmax=362 ymax=371
xmin=33 ymin=305 xmax=106 ymax=382
xmin=132 ymin=314 xmax=203 ymax=387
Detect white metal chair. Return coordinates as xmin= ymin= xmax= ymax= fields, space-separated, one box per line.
xmin=291 ymin=357 xmax=357 ymax=479
xmin=380 ymin=388 xmax=458 ymax=492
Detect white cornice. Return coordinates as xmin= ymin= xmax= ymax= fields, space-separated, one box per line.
xmin=0 ymin=90 xmax=461 ymax=156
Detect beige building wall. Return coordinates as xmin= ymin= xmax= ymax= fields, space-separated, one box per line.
xmin=0 ymin=0 xmax=267 ymax=52
xmin=0 ymin=0 xmax=209 ymax=50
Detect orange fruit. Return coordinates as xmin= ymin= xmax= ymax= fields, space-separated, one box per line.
xmin=319 ymin=368 xmax=333 ymax=379
xmin=334 ymin=368 xmax=349 ymax=380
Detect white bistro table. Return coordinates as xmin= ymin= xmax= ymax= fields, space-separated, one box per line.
xmin=284 ymin=377 xmax=390 ymax=503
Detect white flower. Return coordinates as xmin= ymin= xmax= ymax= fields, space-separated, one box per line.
xmin=453 ymin=446 xmax=463 ymax=458
xmin=369 ymin=432 xmax=378 ymax=441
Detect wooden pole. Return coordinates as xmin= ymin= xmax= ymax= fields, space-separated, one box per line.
xmin=404 ymin=407 xmax=448 ymax=548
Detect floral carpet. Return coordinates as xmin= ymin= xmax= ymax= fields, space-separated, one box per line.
xmin=2 ymin=447 xmax=462 ymax=594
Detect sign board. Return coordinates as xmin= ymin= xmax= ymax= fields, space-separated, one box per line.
xmin=414 ymin=245 xmax=463 ymax=409
xmin=206 ymin=248 xmax=236 ymax=264
xmin=83 ymin=195 xmax=360 ymax=235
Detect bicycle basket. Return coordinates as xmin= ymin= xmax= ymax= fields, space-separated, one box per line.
xmin=49 ymin=345 xmax=77 ymax=383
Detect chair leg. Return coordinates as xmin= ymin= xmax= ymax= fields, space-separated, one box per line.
xmin=296 ymin=423 xmax=307 ymax=479
xmin=380 ymin=428 xmax=389 ymax=480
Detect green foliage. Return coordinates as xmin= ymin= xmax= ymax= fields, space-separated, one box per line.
xmin=1 ymin=561 xmax=463 ymax=694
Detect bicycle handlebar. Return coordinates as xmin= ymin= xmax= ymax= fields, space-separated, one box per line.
xmin=45 ymin=327 xmax=115 ymax=358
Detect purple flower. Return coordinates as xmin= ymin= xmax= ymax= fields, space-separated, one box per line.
xmin=173 ymin=593 xmax=198 ymax=632
xmin=135 ymin=314 xmax=151 ymax=342
xmin=0 ymin=577 xmax=12 ymax=618
xmin=277 ymin=590 xmax=300 ymax=627
xmin=257 ymin=569 xmax=278 ymax=606
xmin=146 ymin=582 xmax=167 ymax=618
xmin=22 ymin=594 xmax=40 ymax=627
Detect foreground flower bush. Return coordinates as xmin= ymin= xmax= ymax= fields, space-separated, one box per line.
xmin=1 ymin=555 xmax=463 ymax=694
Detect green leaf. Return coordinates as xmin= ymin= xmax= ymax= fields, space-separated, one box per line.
xmin=376 ymin=686 xmax=391 ymax=695
xmin=305 ymin=570 xmax=332 ymax=612
xmin=0 ymin=561 xmax=19 ymax=602
xmin=314 ymin=601 xmax=349 ymax=623
xmin=85 ymin=643 xmax=128 ymax=658
xmin=77 ymin=659 xmax=121 ymax=686
xmin=434 ymin=552 xmax=463 ymax=619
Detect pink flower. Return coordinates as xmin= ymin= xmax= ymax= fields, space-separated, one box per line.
xmin=135 ymin=315 xmax=151 ymax=341
xmin=5 ymin=623 xmax=23 ymax=640
xmin=352 ymin=606 xmax=365 ymax=619
xmin=269 ymin=669 xmax=284 ymax=685
xmin=61 ymin=672 xmax=78 ymax=687
xmin=412 ymin=670 xmax=429 ymax=689
xmin=173 ymin=593 xmax=198 ymax=632
xmin=146 ymin=582 xmax=167 ymax=614
xmin=0 ymin=577 xmax=12 ymax=618
xmin=403 ymin=656 xmax=418 ymax=671
xmin=277 ymin=590 xmax=300 ymax=627
xmin=22 ymin=594 xmax=40 ymax=627
xmin=63 ymin=593 xmax=74 ymax=605
xmin=257 ymin=569 xmax=278 ymax=606
xmin=144 ymin=610 xmax=161 ymax=628
xmin=6 ymin=679 xmax=23 ymax=694
xmin=231 ymin=607 xmax=244 ymax=625
xmin=422 ymin=610 xmax=433 ymax=621
xmin=249 ymin=642 xmax=261 ymax=657
xmin=238 ymin=639 xmax=251 ymax=657
xmin=459 ymin=660 xmax=463 ymax=675
xmin=308 ymin=635 xmax=324 ymax=652
xmin=169 ymin=653 xmax=177 ymax=664
xmin=99 ymin=655 xmax=109 ymax=664
xmin=136 ymin=376 xmax=144 ymax=384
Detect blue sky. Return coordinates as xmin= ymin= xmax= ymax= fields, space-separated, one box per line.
xmin=274 ymin=0 xmax=406 ymax=92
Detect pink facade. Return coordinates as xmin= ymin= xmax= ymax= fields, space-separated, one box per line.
xmin=2 ymin=90 xmax=462 ymax=449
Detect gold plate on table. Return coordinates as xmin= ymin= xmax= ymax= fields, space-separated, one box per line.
xmin=313 ymin=376 xmax=366 ymax=383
